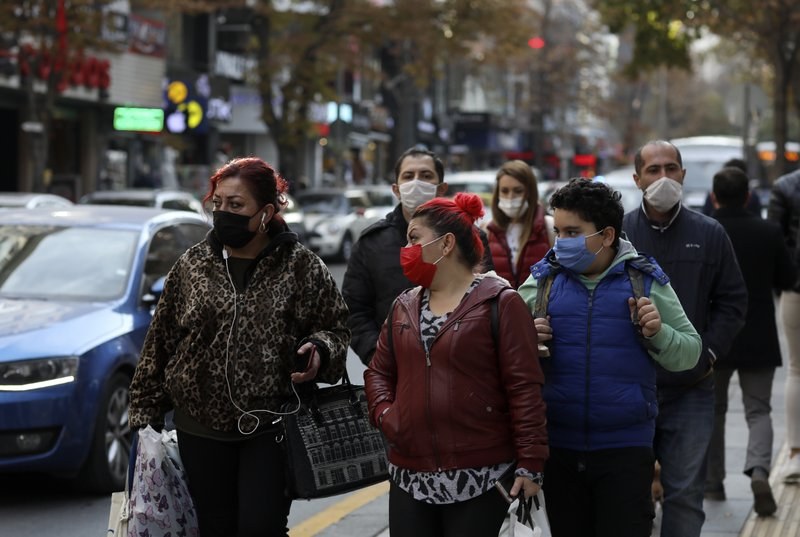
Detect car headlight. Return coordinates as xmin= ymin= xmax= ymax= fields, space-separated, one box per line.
xmin=320 ymin=221 xmax=342 ymax=234
xmin=0 ymin=356 xmax=80 ymax=391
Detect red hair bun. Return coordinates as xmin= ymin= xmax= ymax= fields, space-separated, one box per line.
xmin=453 ymin=192 xmax=485 ymax=223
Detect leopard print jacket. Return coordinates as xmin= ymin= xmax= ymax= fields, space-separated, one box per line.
xmin=129 ymin=230 xmax=350 ymax=432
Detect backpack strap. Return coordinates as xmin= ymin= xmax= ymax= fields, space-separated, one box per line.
xmin=490 ymin=289 xmax=512 ymax=347
xmin=533 ymin=274 xmax=555 ymax=319
xmin=385 ymin=297 xmax=399 ymax=358
xmin=625 ymin=263 xmax=659 ymax=354
xmin=532 ymin=263 xmax=659 ymax=354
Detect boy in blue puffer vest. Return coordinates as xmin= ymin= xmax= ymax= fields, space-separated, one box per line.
xmin=518 ymin=179 xmax=701 ymax=537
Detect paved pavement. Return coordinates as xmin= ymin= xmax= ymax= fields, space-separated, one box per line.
xmin=311 ymin=344 xmax=794 ymax=537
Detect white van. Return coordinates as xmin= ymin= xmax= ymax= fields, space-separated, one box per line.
xmin=670 ymin=136 xmax=744 ymax=211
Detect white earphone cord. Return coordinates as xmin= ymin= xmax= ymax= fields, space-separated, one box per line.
xmin=223 ymin=250 xmax=302 ymax=435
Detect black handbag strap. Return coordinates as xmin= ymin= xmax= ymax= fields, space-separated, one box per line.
xmin=306 ymin=368 xmax=362 ymax=421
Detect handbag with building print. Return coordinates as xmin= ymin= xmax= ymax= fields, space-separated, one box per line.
xmin=279 ymin=370 xmax=389 ymax=499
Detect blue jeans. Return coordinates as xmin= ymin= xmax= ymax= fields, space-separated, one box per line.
xmin=655 ymin=378 xmax=715 ymax=537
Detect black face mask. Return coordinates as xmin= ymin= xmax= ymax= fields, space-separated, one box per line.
xmin=213 ymin=210 xmax=257 ymax=248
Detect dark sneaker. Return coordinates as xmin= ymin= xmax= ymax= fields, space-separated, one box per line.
xmin=751 ymin=476 xmax=777 ymax=516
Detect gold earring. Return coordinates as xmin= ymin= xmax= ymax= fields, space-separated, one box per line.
xmin=258 ymin=213 xmax=267 ymax=233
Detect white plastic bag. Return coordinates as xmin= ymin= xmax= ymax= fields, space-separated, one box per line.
xmin=502 ymin=491 xmax=551 ymax=537
xmin=129 ymin=426 xmax=199 ymax=537
xmin=529 ymin=491 xmax=551 ymax=537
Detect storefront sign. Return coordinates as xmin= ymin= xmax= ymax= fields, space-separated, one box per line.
xmin=164 ymin=79 xmax=208 ymax=134
xmin=113 ymin=107 xmax=164 ymax=132
xmin=129 ymin=14 xmax=166 ymax=57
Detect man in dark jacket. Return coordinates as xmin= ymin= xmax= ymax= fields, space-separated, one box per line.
xmin=342 ymin=147 xmax=494 ymax=365
xmin=701 ymin=158 xmax=763 ymax=218
xmin=705 ymin=166 xmax=795 ymax=516
xmin=623 ymin=140 xmax=747 ymax=537
xmin=768 ymin=167 xmax=800 ymax=484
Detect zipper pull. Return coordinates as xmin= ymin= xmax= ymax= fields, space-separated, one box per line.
xmin=425 ymin=350 xmax=431 ymax=366
xmin=454 ymin=321 xmax=460 ymax=332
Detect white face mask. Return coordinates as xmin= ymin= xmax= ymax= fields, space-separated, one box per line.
xmin=497 ymin=197 xmax=529 ymax=219
xmin=644 ymin=177 xmax=683 ymax=213
xmin=398 ymin=179 xmax=438 ymax=213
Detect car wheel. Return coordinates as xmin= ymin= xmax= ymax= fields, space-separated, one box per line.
xmin=338 ymin=232 xmax=354 ymax=262
xmin=78 ymin=372 xmax=132 ymax=493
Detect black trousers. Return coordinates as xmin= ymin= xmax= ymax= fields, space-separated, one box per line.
xmin=177 ymin=429 xmax=292 ymax=537
xmin=544 ymin=446 xmax=655 ymax=537
xmin=388 ymin=480 xmax=510 ymax=537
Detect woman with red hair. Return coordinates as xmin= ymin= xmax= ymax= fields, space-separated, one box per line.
xmin=365 ymin=192 xmax=548 ymax=536
xmin=129 ymin=157 xmax=349 ymax=537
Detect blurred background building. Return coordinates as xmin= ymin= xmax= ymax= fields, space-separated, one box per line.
xmin=0 ymin=0 xmax=797 ymax=199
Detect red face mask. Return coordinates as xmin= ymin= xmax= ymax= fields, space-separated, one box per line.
xmin=400 ymin=235 xmax=445 ymax=288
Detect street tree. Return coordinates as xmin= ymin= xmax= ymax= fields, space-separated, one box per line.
xmin=0 ymin=0 xmax=119 ymax=192
xmin=148 ymin=0 xmax=538 ymax=181
xmin=593 ymin=0 xmax=800 ymax=178
xmin=360 ymin=0 xmax=537 ymax=159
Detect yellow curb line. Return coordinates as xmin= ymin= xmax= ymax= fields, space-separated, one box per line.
xmin=289 ymin=481 xmax=390 ymax=537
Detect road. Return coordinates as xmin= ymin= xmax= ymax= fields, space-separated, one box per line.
xmin=0 ymin=262 xmax=369 ymax=537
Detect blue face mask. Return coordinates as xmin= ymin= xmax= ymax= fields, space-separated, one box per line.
xmin=553 ymin=229 xmax=604 ymax=273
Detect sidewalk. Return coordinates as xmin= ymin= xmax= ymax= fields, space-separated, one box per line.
xmin=314 ymin=364 xmax=793 ymax=537
xmin=685 ymin=364 xmax=790 ymax=537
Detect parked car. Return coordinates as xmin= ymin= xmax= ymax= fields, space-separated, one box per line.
xmin=79 ymin=188 xmax=206 ymax=215
xmin=0 ymin=206 xmax=210 ymax=492
xmin=594 ymin=167 xmax=642 ymax=213
xmin=0 ymin=192 xmax=74 ymax=209
xmin=296 ymin=186 xmax=394 ymax=261
xmin=282 ymin=193 xmax=308 ymax=245
xmin=670 ymin=136 xmax=744 ymax=211
xmin=538 ymin=180 xmax=570 ymax=213
xmin=445 ymin=170 xmax=496 ymax=208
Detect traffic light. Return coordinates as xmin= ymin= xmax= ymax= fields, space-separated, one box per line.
xmin=528 ymin=36 xmax=545 ymax=49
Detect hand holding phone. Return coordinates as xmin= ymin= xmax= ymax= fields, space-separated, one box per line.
xmin=294 ymin=351 xmax=310 ymax=373
xmin=291 ymin=344 xmax=318 ymax=384
xmin=494 ymin=466 xmax=517 ymax=504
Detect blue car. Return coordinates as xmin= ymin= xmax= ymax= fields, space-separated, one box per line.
xmin=0 ymin=206 xmax=209 ymax=492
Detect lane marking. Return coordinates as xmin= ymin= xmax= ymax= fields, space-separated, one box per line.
xmin=289 ymin=481 xmax=390 ymax=537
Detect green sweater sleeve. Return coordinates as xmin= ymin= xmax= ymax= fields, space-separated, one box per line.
xmin=646 ymin=280 xmax=702 ymax=371
xmin=518 ymin=273 xmax=540 ymax=311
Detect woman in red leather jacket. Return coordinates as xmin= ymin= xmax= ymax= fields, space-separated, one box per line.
xmin=365 ymin=192 xmax=548 ymax=537
xmin=486 ymin=160 xmax=553 ymax=288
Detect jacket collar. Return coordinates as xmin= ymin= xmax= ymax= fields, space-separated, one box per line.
xmin=398 ymin=273 xmax=511 ymax=313
xmin=640 ymin=201 xmax=682 ymax=232
xmin=713 ymin=206 xmax=752 ymax=219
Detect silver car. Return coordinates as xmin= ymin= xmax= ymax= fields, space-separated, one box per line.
xmin=0 ymin=192 xmax=74 ymax=209
xmin=79 ymin=189 xmax=205 ymax=215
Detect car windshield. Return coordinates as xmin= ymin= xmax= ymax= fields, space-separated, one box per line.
xmin=296 ymin=194 xmax=348 ymax=215
xmin=0 ymin=225 xmax=138 ymax=300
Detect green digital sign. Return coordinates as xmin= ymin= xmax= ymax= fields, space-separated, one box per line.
xmin=113 ymin=107 xmax=164 ymax=132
